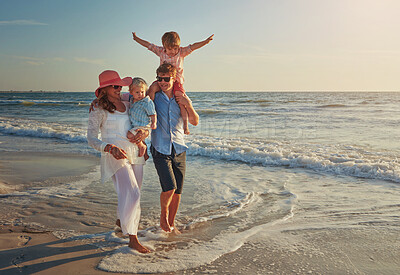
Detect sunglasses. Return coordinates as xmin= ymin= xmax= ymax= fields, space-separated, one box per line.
xmin=156 ymin=76 xmax=171 ymax=82
xmin=112 ymin=85 xmax=122 ymax=89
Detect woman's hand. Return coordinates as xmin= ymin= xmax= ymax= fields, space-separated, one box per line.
xmin=105 ymin=144 xmax=127 ymax=160
xmin=127 ymin=129 xmax=149 ymax=144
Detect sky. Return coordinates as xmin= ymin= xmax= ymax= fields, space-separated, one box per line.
xmin=1 ymin=0 xmax=400 ymax=92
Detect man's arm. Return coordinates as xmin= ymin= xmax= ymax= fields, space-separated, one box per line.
xmin=132 ymin=32 xmax=151 ymax=48
xmin=190 ymin=34 xmax=214 ymax=51
xmin=175 ymin=94 xmax=199 ymax=126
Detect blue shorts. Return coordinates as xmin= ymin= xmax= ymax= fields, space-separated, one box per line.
xmin=150 ymin=145 xmax=186 ymax=194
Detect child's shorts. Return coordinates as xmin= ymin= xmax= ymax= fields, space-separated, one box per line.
xmin=173 ymin=81 xmax=185 ymax=96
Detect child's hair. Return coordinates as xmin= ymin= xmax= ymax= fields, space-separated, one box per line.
xmin=162 ymin=31 xmax=180 ymax=49
xmin=156 ymin=63 xmax=177 ymax=78
xmin=130 ymin=77 xmax=148 ymax=91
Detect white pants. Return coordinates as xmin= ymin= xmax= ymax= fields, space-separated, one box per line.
xmin=112 ymin=164 xmax=144 ymax=235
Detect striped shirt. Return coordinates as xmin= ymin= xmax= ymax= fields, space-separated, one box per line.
xmin=147 ymin=43 xmax=193 ymax=84
xmin=128 ymin=96 xmax=156 ymax=128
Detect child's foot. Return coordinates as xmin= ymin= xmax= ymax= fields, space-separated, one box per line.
xmin=184 ymin=126 xmax=190 ymax=135
xmin=144 ymin=150 xmax=150 ymax=161
xmin=115 ymin=219 xmax=121 ymax=228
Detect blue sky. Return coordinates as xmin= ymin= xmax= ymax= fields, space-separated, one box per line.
xmin=1 ymin=0 xmax=400 ymax=92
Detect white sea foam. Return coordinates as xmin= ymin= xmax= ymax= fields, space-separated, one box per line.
xmin=97 ymin=201 xmax=295 ymax=274
xmin=1 ymin=116 xmax=399 ymax=183
xmin=186 ymin=135 xmax=400 ymax=183
xmin=1 ymin=167 xmax=100 ymax=199
xmin=0 ymin=116 xmax=86 ymax=142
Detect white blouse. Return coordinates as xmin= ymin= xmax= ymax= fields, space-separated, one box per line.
xmin=87 ymin=101 xmax=145 ymax=184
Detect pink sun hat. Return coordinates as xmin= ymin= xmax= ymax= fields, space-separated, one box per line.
xmin=95 ymin=70 xmax=132 ymax=97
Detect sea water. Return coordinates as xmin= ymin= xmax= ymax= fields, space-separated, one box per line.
xmin=0 ymin=91 xmax=399 ymax=273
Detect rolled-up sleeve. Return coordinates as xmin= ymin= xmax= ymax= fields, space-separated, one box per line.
xmin=180 ymin=45 xmax=193 ymax=57
xmin=147 ymin=43 xmax=164 ymax=56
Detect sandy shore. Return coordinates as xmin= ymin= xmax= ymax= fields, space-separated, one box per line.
xmin=0 ymin=225 xmax=119 ymax=275
xmin=1 ymin=224 xmax=399 ymax=274
xmin=0 ymin=151 xmax=99 ymax=193
xmin=1 ymin=152 xmax=399 ymax=274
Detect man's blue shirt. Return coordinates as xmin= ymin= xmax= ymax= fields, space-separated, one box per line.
xmin=151 ymin=91 xmax=187 ymax=155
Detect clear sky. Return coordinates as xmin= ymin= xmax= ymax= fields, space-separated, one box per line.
xmin=1 ymin=0 xmax=400 ymax=92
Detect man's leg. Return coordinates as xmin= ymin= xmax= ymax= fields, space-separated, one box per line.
xmin=168 ymin=193 xmax=181 ymax=234
xmin=160 ymin=189 xmax=175 ymax=232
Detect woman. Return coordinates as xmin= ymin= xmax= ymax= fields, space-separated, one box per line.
xmin=87 ymin=70 xmax=151 ymax=253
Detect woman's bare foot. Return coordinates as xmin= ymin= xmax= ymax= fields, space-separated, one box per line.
xmin=129 ymin=235 xmax=151 ymax=253
xmin=160 ymin=213 xmax=171 ymax=232
xmin=115 ymin=219 xmax=121 ymax=227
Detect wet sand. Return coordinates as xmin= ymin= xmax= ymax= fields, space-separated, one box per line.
xmin=0 ymin=151 xmax=99 ymax=193
xmin=1 ymin=224 xmax=399 ymax=274
xmin=1 ymin=152 xmax=399 ymax=274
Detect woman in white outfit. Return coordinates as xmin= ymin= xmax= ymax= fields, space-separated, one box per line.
xmin=87 ymin=70 xmax=151 ymax=253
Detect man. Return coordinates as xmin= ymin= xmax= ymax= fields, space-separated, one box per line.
xmin=150 ymin=63 xmax=199 ymax=233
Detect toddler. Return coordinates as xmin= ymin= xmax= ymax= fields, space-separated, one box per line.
xmin=126 ymin=77 xmax=157 ymax=157
xmin=132 ymin=31 xmax=213 ymax=134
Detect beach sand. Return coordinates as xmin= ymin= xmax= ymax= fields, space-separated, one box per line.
xmin=0 ymin=151 xmax=99 ymax=193
xmin=1 ymin=152 xmax=399 ymax=274
xmin=1 ymin=224 xmax=399 ymax=274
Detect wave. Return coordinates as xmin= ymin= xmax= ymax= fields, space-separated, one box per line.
xmin=0 ymin=99 xmax=90 ymax=107
xmin=197 ymin=109 xmax=224 ymax=115
xmin=185 ymin=135 xmax=400 ymax=183
xmin=1 ymin=116 xmax=399 ymax=183
xmin=0 ymin=117 xmax=86 ymax=143
xmin=228 ymin=99 xmax=272 ymax=104
xmin=317 ymin=104 xmax=348 ymax=108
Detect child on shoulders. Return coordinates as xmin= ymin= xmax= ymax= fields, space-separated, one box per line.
xmin=132 ymin=31 xmax=213 ymax=134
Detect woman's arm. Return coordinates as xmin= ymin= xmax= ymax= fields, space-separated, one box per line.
xmin=87 ymin=108 xmax=108 ymax=151
xmin=87 ymin=108 xmax=128 ymax=160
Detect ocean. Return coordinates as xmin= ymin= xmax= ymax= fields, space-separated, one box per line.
xmin=1 ymin=91 xmax=399 ymax=273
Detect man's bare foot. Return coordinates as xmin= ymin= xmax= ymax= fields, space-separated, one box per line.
xmin=160 ymin=213 xmax=171 ymax=232
xmin=170 ymin=226 xmax=181 ymax=235
xmin=129 ymin=235 xmax=151 ymax=253
xmin=115 ymin=219 xmax=121 ymax=227
xmin=137 ymin=142 xmax=146 ymax=157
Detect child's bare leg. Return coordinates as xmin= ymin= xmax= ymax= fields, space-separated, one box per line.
xmin=179 ymin=104 xmax=190 ymax=135
xmin=137 ymin=141 xmax=147 ymax=157
xmin=147 ymin=82 xmax=160 ymax=100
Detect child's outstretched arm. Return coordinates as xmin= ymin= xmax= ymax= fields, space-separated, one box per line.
xmin=190 ymin=34 xmax=214 ymax=51
xmin=132 ymin=32 xmax=151 ymax=48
